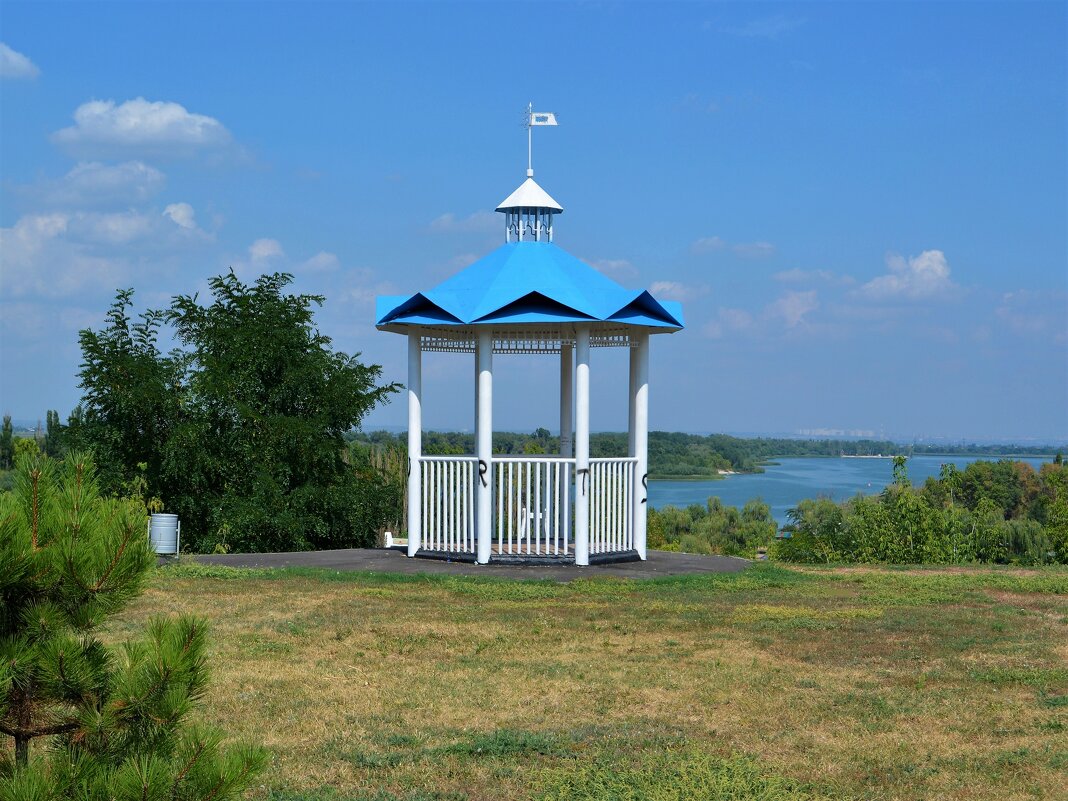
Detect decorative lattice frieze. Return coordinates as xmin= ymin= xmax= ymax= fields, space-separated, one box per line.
xmin=418 ymin=326 xmax=636 ymax=354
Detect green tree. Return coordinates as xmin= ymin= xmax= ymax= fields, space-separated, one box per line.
xmin=776 ymin=498 xmax=846 ymax=562
xmin=162 ymin=272 xmax=399 ymax=551
xmin=12 ymin=437 xmax=39 ymax=465
xmin=0 ymin=416 xmax=12 ymax=470
xmin=891 ymin=455 xmax=910 ymax=487
xmin=76 ymin=273 xmax=400 ymax=553
xmin=42 ymin=410 xmax=66 ymax=458
xmin=0 ymin=452 xmax=265 ymax=797
xmin=76 ymin=290 xmax=183 ymax=495
xmin=1041 ymin=463 xmax=1068 ymax=561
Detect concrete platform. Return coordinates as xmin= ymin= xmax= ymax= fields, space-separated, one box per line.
xmin=188 ymin=547 xmax=750 ymax=582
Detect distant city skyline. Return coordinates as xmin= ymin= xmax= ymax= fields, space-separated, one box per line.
xmin=1 ymin=2 xmax=1065 ymax=441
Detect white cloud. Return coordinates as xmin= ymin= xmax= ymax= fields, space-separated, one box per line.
xmin=775 ymin=268 xmax=828 ymax=283
xmin=429 ymin=211 xmax=498 ymax=233
xmin=995 ymin=290 xmax=1068 ymax=343
xmin=20 ymin=161 xmax=166 ymax=207
xmin=774 ymin=268 xmax=854 ymax=286
xmin=703 ymin=307 xmax=754 ymax=339
xmin=0 ymin=213 xmax=127 ymax=297
xmin=0 ymin=205 xmax=212 ymax=298
xmin=221 ymin=241 xmax=352 ymax=284
xmin=341 ymin=267 xmax=397 ymax=306
xmin=649 ymin=281 xmax=706 ymax=302
xmin=299 ymin=252 xmax=341 ymax=272
xmin=588 ymin=258 xmax=638 ymax=280
xmin=70 ymin=210 xmax=157 ymax=245
xmin=765 ymin=290 xmax=818 ymax=327
xmin=163 ymin=203 xmax=197 ymax=230
xmin=721 ymin=308 xmax=754 ymax=330
xmin=703 ymin=291 xmax=817 ymax=339
xmin=691 ymin=236 xmax=727 ymax=254
xmin=859 ymin=250 xmax=958 ymax=300
xmin=5 ymin=213 xmax=68 ymax=242
xmin=64 ymin=208 xmax=208 ymax=245
xmin=0 ymin=43 xmax=39 ymax=79
xmin=691 ymin=235 xmax=776 ymax=258
xmin=52 ymin=98 xmax=231 ymax=156
xmin=0 ymin=301 xmax=100 ymax=348
xmin=732 ymin=241 xmax=776 ymax=259
xmin=249 ymin=238 xmax=284 ymax=261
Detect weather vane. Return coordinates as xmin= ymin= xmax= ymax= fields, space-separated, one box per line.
xmin=524 ymin=101 xmax=557 ymax=177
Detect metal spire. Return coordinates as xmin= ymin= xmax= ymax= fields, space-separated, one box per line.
xmin=525 ymin=102 xmax=558 ymax=178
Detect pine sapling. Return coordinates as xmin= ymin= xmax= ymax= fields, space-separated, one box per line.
xmin=0 ymin=452 xmax=265 ymax=800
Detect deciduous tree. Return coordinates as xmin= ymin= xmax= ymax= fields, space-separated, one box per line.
xmin=76 ymin=272 xmax=399 ymax=553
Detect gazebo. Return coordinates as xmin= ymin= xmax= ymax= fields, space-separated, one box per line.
xmin=376 ymin=149 xmax=683 ymax=566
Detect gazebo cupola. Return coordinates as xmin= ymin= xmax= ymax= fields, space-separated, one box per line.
xmin=376 ymin=110 xmax=683 ymax=566
xmin=497 ymin=174 xmax=562 ymax=243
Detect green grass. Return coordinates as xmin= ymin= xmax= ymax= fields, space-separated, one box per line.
xmin=97 ymin=561 xmax=1068 ymax=801
xmin=533 ymin=750 xmax=825 ymax=800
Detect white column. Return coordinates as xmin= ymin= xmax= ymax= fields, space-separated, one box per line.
xmin=633 ymin=331 xmax=649 ymax=560
xmin=476 ymin=329 xmax=493 ymax=564
xmin=574 ymin=326 xmax=591 ymax=566
xmin=407 ymin=329 xmax=422 ymax=557
xmin=559 ymin=343 xmax=573 ymax=458
xmin=628 ymin=340 xmax=638 ymax=457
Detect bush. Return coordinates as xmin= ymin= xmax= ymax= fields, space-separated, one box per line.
xmin=775 ymin=460 xmax=1067 ymax=565
xmin=649 ymin=496 xmax=775 ymax=557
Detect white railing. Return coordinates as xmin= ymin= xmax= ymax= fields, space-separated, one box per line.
xmin=589 ymin=457 xmax=637 ymax=554
xmin=418 ymin=455 xmax=636 ymax=558
xmin=420 ymin=456 xmax=477 ymax=553
xmin=494 ymin=457 xmax=573 ymax=556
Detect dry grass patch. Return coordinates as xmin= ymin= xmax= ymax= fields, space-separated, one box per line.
xmin=95 ymin=562 xmax=1068 ymax=801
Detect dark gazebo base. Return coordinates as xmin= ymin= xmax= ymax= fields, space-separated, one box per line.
xmin=412 ymin=549 xmax=641 ymax=566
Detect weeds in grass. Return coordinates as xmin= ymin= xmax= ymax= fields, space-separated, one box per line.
xmin=730 ymin=604 xmax=884 ymax=631
xmin=267 ymin=790 xmax=464 ymax=801
xmin=533 ymin=749 xmax=828 ymax=800
xmin=969 ymin=667 xmax=1068 ymax=690
xmin=1039 ymin=692 xmax=1068 ymax=708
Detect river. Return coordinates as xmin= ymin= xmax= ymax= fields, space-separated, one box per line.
xmin=647 ymin=455 xmax=1056 ymax=525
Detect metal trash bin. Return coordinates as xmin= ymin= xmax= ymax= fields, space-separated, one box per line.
xmin=149 ymin=513 xmax=180 ymax=555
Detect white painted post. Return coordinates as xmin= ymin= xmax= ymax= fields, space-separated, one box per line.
xmin=628 ymin=340 xmax=638 ymax=457
xmin=633 ymin=331 xmax=649 ymax=560
xmin=476 ymin=328 xmax=493 ymax=564
xmin=407 ymin=329 xmax=422 ymax=557
xmin=574 ymin=326 xmax=591 ymax=566
xmin=559 ymin=343 xmax=573 ymax=458
xmin=474 ymin=352 xmax=480 ymax=450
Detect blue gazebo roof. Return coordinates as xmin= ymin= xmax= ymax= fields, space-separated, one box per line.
xmin=376 ymin=241 xmax=684 ymax=331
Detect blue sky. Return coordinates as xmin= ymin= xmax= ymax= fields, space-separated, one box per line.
xmin=1 ymin=1 xmax=1065 ymax=442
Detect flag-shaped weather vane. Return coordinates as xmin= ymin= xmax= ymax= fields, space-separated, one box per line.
xmin=524 ymin=101 xmax=557 ymax=177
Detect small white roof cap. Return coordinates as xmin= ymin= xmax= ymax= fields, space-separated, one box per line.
xmin=496 ymin=177 xmax=563 ymax=213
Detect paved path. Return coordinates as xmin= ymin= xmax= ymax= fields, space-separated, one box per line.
xmin=190 ymin=548 xmax=750 ymax=582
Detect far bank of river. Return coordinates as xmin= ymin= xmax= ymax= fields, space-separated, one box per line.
xmin=647 ymin=455 xmax=1056 ymax=526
